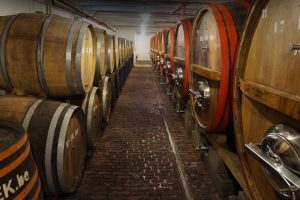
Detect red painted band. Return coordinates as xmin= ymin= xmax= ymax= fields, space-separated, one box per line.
xmin=207 ymin=5 xmax=230 ymax=132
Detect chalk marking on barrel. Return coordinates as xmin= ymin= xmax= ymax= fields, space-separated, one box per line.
xmin=57 ymin=105 xmax=78 ymax=193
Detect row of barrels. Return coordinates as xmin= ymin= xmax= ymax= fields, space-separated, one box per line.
xmin=0 ymin=13 xmax=133 ymax=97
xmin=0 ymin=12 xmax=134 ymax=199
xmin=151 ymin=0 xmax=300 ymax=199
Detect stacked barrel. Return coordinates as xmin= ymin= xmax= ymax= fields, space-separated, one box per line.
xmin=0 ymin=12 xmax=133 ymax=198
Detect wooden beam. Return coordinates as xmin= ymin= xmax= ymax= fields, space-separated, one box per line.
xmin=206 ymin=134 xmax=250 ymax=198
xmin=239 ymin=79 xmax=300 ymax=120
xmin=191 ymin=64 xmax=221 ymax=81
xmin=174 ymin=56 xmax=185 ymax=65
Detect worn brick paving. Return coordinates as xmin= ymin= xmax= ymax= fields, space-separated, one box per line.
xmin=59 ymin=67 xmax=220 ymax=200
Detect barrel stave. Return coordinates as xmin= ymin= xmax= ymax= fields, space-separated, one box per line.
xmin=6 ymin=14 xmax=47 ymax=95
xmin=44 ymin=15 xmax=73 ymax=96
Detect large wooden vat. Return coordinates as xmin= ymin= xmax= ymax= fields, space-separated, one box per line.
xmin=189 ymin=4 xmax=248 ymax=133
xmin=94 ymin=29 xmax=107 ymax=83
xmin=0 ymin=13 xmax=96 ymax=97
xmin=173 ymin=19 xmax=193 ymax=101
xmin=159 ymin=29 xmax=168 ymax=79
xmin=150 ymin=36 xmax=154 ymax=64
xmin=0 ymin=96 xmax=87 ymax=195
xmin=234 ymin=0 xmax=300 ymax=199
xmin=165 ymin=28 xmax=175 ymax=87
xmin=0 ymin=121 xmax=43 ymax=199
xmin=155 ymin=32 xmax=163 ymax=69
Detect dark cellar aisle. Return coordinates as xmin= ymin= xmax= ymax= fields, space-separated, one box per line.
xmin=59 ymin=67 xmax=220 ymax=200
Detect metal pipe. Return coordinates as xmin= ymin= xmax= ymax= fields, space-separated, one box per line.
xmin=51 ymin=0 xmax=115 ymax=32
xmin=88 ymin=10 xmax=195 ymax=17
xmin=169 ymin=3 xmax=185 ymax=15
xmin=46 ymin=0 xmax=52 ymax=14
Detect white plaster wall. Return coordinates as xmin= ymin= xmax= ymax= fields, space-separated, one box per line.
xmin=0 ymin=0 xmax=74 ymax=18
xmin=115 ymin=29 xmax=135 ymax=41
xmin=115 ymin=29 xmax=151 ymax=62
xmin=134 ymin=33 xmax=151 ymax=62
xmin=0 ymin=0 xmax=32 ymax=15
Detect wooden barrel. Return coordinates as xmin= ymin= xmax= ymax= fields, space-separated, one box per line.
xmin=0 ymin=13 xmax=96 ymax=97
xmin=106 ymin=35 xmax=115 ymax=74
xmin=94 ymin=28 xmax=107 ymax=83
xmin=130 ymin=41 xmax=134 ymax=56
xmin=234 ymin=0 xmax=300 ymax=199
xmin=81 ymin=87 xmax=102 ymax=148
xmin=123 ymin=38 xmax=126 ymax=62
xmin=118 ymin=65 xmax=123 ymax=93
xmin=99 ymin=76 xmax=112 ymax=125
xmin=189 ymin=4 xmax=248 ymax=133
xmin=173 ymin=19 xmax=193 ymax=101
xmin=66 ymin=87 xmax=102 ymax=148
xmin=120 ymin=38 xmax=125 ymax=64
xmin=124 ymin=40 xmax=128 ymax=60
xmin=0 ymin=121 xmax=43 ymax=199
xmin=0 ymin=96 xmax=87 ymax=195
xmin=118 ymin=38 xmax=124 ymax=64
xmin=115 ymin=68 xmax=121 ymax=98
xmin=110 ymin=72 xmax=116 ymax=109
xmin=115 ymin=36 xmax=120 ymax=68
xmin=165 ymin=27 xmax=176 ymax=87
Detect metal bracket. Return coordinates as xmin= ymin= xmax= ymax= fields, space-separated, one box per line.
xmin=189 ymin=79 xmax=210 ymax=111
xmin=172 ymin=73 xmax=177 ymax=80
xmin=176 ymin=109 xmax=185 ymax=113
xmin=201 ymin=45 xmax=208 ymax=50
xmin=288 ymin=43 xmax=300 ymax=52
xmin=195 ymin=144 xmax=209 ymax=157
xmin=175 ymin=100 xmax=185 ymax=113
xmin=246 ymin=143 xmax=300 ymax=199
xmin=172 ymin=67 xmax=184 ymax=86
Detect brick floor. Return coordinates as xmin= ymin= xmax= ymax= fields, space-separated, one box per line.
xmin=58 ymin=67 xmax=220 ymax=200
